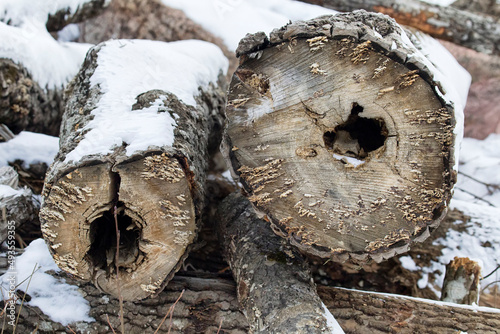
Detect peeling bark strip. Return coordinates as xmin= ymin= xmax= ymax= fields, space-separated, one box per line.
xmin=216 ymin=193 xmax=336 ymax=333
xmin=223 ymin=11 xmax=457 ymax=263
xmin=299 ymin=0 xmax=500 ymax=56
xmin=40 ymin=41 xmax=226 ymax=301
xmin=441 ymin=257 xmax=481 ymax=305
xmin=0 ymin=58 xmax=64 ymax=136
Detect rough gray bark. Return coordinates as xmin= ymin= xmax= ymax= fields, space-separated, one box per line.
xmin=0 ymin=58 xmax=64 ymax=136
xmin=300 ymin=0 xmax=500 ymax=56
xmin=216 ymin=193 xmax=333 ymax=334
xmin=451 ymin=0 xmax=500 ymax=19
xmin=39 ymin=41 xmax=227 ymax=301
xmin=45 ymin=0 xmax=110 ymax=32
xmin=441 ymin=257 xmax=481 ymax=305
xmin=0 ymin=166 xmax=39 ymax=244
xmin=224 ymin=11 xmax=457 ymax=263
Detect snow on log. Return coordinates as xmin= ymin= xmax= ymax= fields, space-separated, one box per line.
xmin=39 ymin=39 xmax=228 ymax=301
xmin=440 ymin=257 xmax=481 ymax=305
xmin=223 ymin=11 xmax=460 ymax=263
xmin=300 ymin=0 xmax=500 ymax=56
xmin=216 ymin=192 xmax=343 ymax=334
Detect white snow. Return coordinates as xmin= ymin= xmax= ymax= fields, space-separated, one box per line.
xmin=64 ymin=39 xmax=228 ymax=163
xmin=400 ymin=256 xmax=419 ymax=271
xmin=321 ymin=302 xmax=346 ymax=333
xmin=0 ymin=239 xmax=93 ymax=325
xmin=0 ymin=132 xmax=59 ymax=168
xmin=58 ymin=23 xmax=80 ymax=42
xmin=332 ymin=154 xmax=365 ymax=167
xmin=0 ymin=184 xmax=30 ymax=198
xmin=419 ymin=0 xmax=456 ymax=6
xmin=161 ymin=0 xmax=338 ymax=50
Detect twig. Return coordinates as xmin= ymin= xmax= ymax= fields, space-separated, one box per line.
xmin=154 ymin=289 xmax=184 ymax=334
xmin=482 ymin=265 xmax=500 ymax=281
xmin=113 ymin=205 xmax=125 ymax=334
xmin=67 ymin=325 xmax=77 ymax=334
xmin=481 ymin=280 xmax=500 ymax=293
xmin=459 ymin=171 xmax=500 ymax=194
xmin=15 ymin=263 xmax=38 ymax=332
xmin=216 ymin=318 xmax=223 ymax=333
xmin=106 ymin=314 xmax=117 ymax=334
xmin=454 ymin=187 xmax=497 ymax=207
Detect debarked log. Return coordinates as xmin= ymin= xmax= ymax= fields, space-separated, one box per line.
xmin=216 ymin=192 xmax=339 ymax=333
xmin=40 ymin=39 xmax=227 ymax=301
xmin=223 ymin=11 xmax=459 ymax=263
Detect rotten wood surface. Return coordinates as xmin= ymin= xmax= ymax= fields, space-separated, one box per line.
xmin=441 ymin=257 xmax=481 ymax=305
xmin=223 ymin=11 xmax=457 ymax=264
xmin=39 ymin=42 xmax=227 ymax=301
xmin=216 ymin=192 xmax=334 ymax=333
xmin=300 ymin=0 xmax=500 ymax=56
xmin=0 ymin=58 xmax=64 ymax=136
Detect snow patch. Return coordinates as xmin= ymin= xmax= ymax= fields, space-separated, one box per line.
xmin=321 ymin=302 xmax=346 ymax=333
xmin=0 ymin=132 xmax=59 ymax=168
xmin=400 ymin=256 xmax=419 ymax=271
xmin=64 ymin=39 xmax=228 ymax=162
xmin=0 ymin=239 xmax=93 ymax=325
xmin=332 ymin=154 xmax=365 ymax=167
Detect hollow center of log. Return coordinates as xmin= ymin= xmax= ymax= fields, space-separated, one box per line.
xmin=323 ymin=103 xmax=387 ymax=159
xmin=86 ymin=206 xmax=142 ymax=272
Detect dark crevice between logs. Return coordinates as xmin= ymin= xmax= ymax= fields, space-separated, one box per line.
xmin=323 ymin=102 xmax=388 ymax=159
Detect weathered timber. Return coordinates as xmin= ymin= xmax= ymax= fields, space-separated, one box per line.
xmin=0 ymin=166 xmax=39 ymax=244
xmin=441 ymin=257 xmax=481 ymax=305
xmin=0 ymin=58 xmax=64 ymax=136
xmin=299 ymin=0 xmax=500 ymax=56
xmin=216 ymin=193 xmax=336 ymax=333
xmin=223 ymin=11 xmax=458 ymax=263
xmin=8 ymin=271 xmax=500 ymax=333
xmin=40 ymin=41 xmax=227 ymax=301
xmin=45 ymin=0 xmax=109 ymax=32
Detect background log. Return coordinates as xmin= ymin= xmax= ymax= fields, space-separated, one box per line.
xmin=440 ymin=257 xmax=481 ymax=305
xmin=223 ymin=11 xmax=458 ymax=263
xmin=45 ymin=0 xmax=110 ymax=33
xmin=299 ymin=0 xmax=500 ymax=56
xmin=216 ymin=192 xmax=340 ymax=333
xmin=39 ymin=40 xmax=227 ymax=301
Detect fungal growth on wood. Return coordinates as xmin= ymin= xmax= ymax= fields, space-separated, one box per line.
xmin=223 ymin=11 xmax=458 ymax=263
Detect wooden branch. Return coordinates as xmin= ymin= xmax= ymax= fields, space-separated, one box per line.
xmin=318 ymin=286 xmax=500 ymax=333
xmin=223 ymin=11 xmax=457 ymax=263
xmin=45 ymin=0 xmax=110 ymax=32
xmin=216 ymin=192 xmax=337 ymax=333
xmin=0 ymin=59 xmax=64 ymax=136
xmin=441 ymin=257 xmax=481 ymax=305
xmin=299 ymin=0 xmax=500 ymax=56
xmin=39 ymin=41 xmax=227 ymax=301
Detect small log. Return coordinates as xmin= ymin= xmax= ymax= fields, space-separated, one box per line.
xmin=0 ymin=59 xmax=64 ymax=136
xmin=216 ymin=192 xmax=341 ymax=333
xmin=40 ymin=40 xmax=227 ymax=300
xmin=223 ymin=11 xmax=458 ymax=263
xmin=441 ymin=257 xmax=482 ymax=305
xmin=300 ymin=0 xmax=500 ymax=56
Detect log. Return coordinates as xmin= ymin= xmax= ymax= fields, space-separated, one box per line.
xmin=39 ymin=39 xmax=227 ymax=301
xmin=223 ymin=11 xmax=458 ymax=263
xmin=0 ymin=59 xmax=64 ymax=136
xmin=299 ymin=0 xmax=500 ymax=56
xmin=216 ymin=192 xmax=340 ymax=333
xmin=440 ymin=257 xmax=481 ymax=305
xmin=45 ymin=0 xmax=110 ymax=32
xmin=8 ymin=271 xmax=500 ymax=333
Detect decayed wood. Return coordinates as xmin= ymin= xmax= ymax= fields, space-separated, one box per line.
xmin=9 ymin=271 xmax=500 ymax=333
xmin=441 ymin=257 xmax=481 ymax=305
xmin=216 ymin=192 xmax=335 ymax=333
xmin=39 ymin=42 xmax=227 ymax=301
xmin=45 ymin=0 xmax=109 ymax=32
xmin=319 ymin=286 xmax=500 ymax=334
xmin=0 ymin=59 xmax=64 ymax=136
xmin=0 ymin=166 xmax=39 ymax=244
xmin=300 ymin=0 xmax=500 ymax=56
xmin=223 ymin=11 xmax=457 ymax=263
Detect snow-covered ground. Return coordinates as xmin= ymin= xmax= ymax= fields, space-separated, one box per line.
xmin=0 ymin=0 xmax=499 ymax=329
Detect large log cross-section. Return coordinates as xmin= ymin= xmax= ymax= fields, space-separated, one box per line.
xmin=224 ymin=11 xmax=460 ymax=264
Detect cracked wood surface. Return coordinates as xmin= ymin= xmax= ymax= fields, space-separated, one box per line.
xmin=300 ymin=0 xmax=500 ymax=56
xmin=223 ymin=12 xmax=456 ymax=263
xmin=39 ymin=42 xmax=226 ymax=301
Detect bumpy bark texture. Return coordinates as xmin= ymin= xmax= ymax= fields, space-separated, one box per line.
xmin=300 ymin=0 xmax=500 ymax=56
xmin=217 ymin=193 xmax=332 ymax=333
xmin=224 ymin=11 xmax=457 ymax=264
xmin=0 ymin=58 xmax=64 ymax=136
xmin=441 ymin=257 xmax=481 ymax=305
xmin=40 ymin=42 xmax=227 ymax=301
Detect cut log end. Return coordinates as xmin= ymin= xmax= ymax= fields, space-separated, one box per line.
xmin=224 ymin=13 xmax=456 ymax=263
xmin=40 ymin=153 xmax=196 ymax=300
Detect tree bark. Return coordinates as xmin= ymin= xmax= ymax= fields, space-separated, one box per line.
xmin=216 ymin=192 xmax=337 ymax=333
xmin=0 ymin=58 xmax=64 ymax=136
xmin=39 ymin=41 xmax=227 ymax=301
xmin=441 ymin=257 xmax=481 ymax=305
xmin=223 ymin=11 xmax=457 ymax=264
xmin=299 ymin=0 xmax=500 ymax=56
